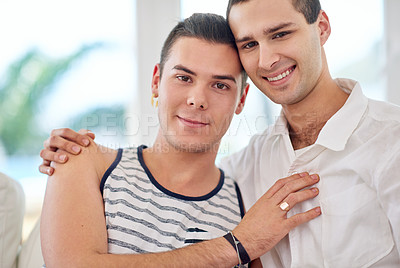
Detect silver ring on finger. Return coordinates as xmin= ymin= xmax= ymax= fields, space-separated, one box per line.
xmin=279 ymin=201 xmax=290 ymax=211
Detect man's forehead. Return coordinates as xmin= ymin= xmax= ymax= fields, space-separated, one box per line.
xmin=229 ymin=0 xmax=296 ymax=17
xmin=228 ymin=0 xmax=303 ymax=33
xmin=168 ymin=37 xmax=238 ymax=61
xmin=172 ymin=36 xmax=234 ymax=50
xmin=165 ymin=38 xmax=242 ymax=79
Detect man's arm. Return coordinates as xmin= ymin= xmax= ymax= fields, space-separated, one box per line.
xmin=40 ymin=138 xmax=320 ymax=267
xmin=40 ymin=140 xmax=241 ymax=267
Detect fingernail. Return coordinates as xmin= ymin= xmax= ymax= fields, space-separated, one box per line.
xmin=299 ymin=172 xmax=308 ymax=177
xmin=311 ymin=188 xmax=319 ymax=193
xmin=311 ymin=174 xmax=319 ymax=180
xmin=72 ymin=145 xmax=80 ymax=153
xmin=59 ymin=155 xmax=66 ymax=161
xmin=83 ymin=139 xmax=89 ymax=146
xmin=47 ymin=168 xmax=53 ymax=175
xmin=315 ymin=207 xmax=321 ymax=214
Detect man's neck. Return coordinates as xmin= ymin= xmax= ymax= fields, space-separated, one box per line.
xmin=283 ymin=78 xmax=349 ymax=150
xmin=143 ymin=140 xmax=221 ymax=197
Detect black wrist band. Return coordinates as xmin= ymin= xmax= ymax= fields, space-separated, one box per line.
xmin=223 ymin=231 xmax=251 ymax=265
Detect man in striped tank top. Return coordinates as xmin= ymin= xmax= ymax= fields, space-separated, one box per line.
xmin=39 ymin=13 xmax=321 ymax=267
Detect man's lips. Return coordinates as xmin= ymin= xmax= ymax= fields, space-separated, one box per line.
xmin=177 ymin=116 xmax=209 ymax=127
xmin=262 ymin=66 xmax=296 ymax=82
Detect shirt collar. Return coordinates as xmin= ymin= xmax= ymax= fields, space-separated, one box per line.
xmin=270 ymin=78 xmax=368 ymax=151
xmin=316 ymin=78 xmax=368 ymax=151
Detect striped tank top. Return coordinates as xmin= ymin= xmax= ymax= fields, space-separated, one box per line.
xmin=100 ymin=145 xmax=245 ymax=254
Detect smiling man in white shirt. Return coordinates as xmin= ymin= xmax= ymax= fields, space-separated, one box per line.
xmin=221 ymin=0 xmax=400 ymax=267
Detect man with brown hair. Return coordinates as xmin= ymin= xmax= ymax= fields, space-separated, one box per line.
xmin=39 ymin=13 xmax=321 ymax=267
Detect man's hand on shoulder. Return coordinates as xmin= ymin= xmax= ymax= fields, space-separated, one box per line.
xmin=39 ymin=128 xmax=95 ymax=175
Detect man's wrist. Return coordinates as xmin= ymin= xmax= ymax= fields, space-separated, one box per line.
xmin=223 ymin=231 xmax=251 ymax=265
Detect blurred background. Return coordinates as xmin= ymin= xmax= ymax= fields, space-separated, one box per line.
xmin=0 ymin=0 xmax=398 ymax=240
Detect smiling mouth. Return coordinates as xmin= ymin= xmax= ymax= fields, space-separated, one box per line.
xmin=177 ymin=116 xmax=209 ymax=127
xmin=264 ymin=66 xmax=296 ymax=82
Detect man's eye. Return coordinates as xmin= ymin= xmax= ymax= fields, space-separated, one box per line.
xmin=177 ymin=75 xmax=191 ymax=82
xmin=214 ymin=82 xmax=229 ymax=90
xmin=273 ymin=31 xmax=289 ymax=39
xmin=243 ymin=41 xmax=257 ymax=49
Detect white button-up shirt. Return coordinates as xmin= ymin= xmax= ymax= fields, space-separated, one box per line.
xmin=220 ymin=79 xmax=400 ymax=267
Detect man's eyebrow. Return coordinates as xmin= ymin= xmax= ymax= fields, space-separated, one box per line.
xmin=235 ymin=22 xmax=295 ymax=43
xmin=212 ymin=75 xmax=237 ymax=83
xmin=173 ymin=64 xmax=237 ymax=83
xmin=264 ymin=22 xmax=295 ymax=35
xmin=173 ymin=65 xmax=196 ymax=75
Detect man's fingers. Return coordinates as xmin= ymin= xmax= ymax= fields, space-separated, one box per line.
xmin=40 ymin=149 xmax=69 ymax=163
xmin=39 ymin=128 xmax=91 ymax=176
xmin=78 ymin=129 xmax=95 ymax=140
xmin=272 ymin=174 xmax=319 ymax=204
xmin=264 ymin=172 xmax=309 ymax=198
xmin=46 ymin=135 xmax=82 ymax=155
xmin=39 ymin=164 xmax=54 ymax=176
xmin=43 ymin=138 xmax=56 ymax=152
xmin=279 ymin=188 xmax=319 ymax=212
xmin=286 ymin=207 xmax=322 ymax=229
xmin=51 ymin=128 xmax=90 ymax=147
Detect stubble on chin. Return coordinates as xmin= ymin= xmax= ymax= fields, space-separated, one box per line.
xmin=165 ymin=137 xmax=218 ymax=153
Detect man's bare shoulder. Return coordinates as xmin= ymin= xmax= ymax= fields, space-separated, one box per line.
xmin=50 ymin=140 xmax=118 ymax=182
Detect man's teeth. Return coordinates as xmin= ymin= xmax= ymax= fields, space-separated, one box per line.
xmin=267 ymin=69 xmax=292 ymax=82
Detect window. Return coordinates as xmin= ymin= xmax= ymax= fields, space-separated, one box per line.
xmin=0 ymin=0 xmax=135 ymax=239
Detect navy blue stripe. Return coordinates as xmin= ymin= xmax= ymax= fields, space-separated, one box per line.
xmin=121 ymin=154 xmax=139 ymax=161
xmin=205 ymin=199 xmax=241 ymax=216
xmin=184 ymin=239 xmax=204 ymax=244
xmin=100 ymin=148 xmax=123 ymax=195
xmin=116 ymin=164 xmax=145 ymax=173
xmin=187 ymin=227 xmax=207 ymax=232
xmin=234 ymin=182 xmax=246 ymax=218
xmin=214 ymin=193 xmax=240 ymax=207
xmin=110 ymin=173 xmax=150 ymax=186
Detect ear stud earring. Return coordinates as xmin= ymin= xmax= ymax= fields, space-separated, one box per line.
xmin=151 ymin=94 xmax=158 ymax=107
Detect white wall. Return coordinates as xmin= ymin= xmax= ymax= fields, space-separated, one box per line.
xmin=127 ymin=0 xmax=181 ymax=146
xmin=385 ymin=0 xmax=400 ymax=105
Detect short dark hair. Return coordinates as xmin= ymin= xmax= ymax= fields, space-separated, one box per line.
xmin=159 ymin=13 xmax=248 ymax=94
xmin=226 ymin=0 xmax=321 ymax=24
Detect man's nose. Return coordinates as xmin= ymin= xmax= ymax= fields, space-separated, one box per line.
xmin=186 ymin=85 xmax=208 ymax=110
xmin=258 ymin=44 xmax=279 ymax=70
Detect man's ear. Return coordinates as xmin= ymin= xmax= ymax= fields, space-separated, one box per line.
xmin=235 ymin=83 xmax=250 ymax=115
xmin=317 ymin=10 xmax=331 ymax=46
xmin=151 ymin=64 xmax=161 ymax=96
